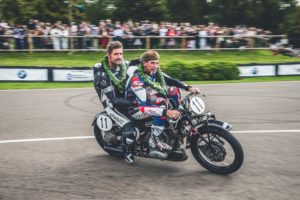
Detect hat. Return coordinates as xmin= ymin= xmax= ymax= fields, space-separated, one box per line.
xmin=140 ymin=50 xmax=160 ymax=62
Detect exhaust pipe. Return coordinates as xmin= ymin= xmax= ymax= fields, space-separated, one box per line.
xmin=104 ymin=145 xmax=123 ymax=154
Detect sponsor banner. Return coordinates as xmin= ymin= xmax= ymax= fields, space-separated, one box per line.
xmin=278 ymin=64 xmax=300 ymax=75
xmin=0 ymin=68 xmax=48 ymax=81
xmin=238 ymin=65 xmax=276 ymax=77
xmin=53 ymin=69 xmax=93 ymax=81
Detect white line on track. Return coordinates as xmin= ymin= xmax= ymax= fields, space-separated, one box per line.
xmin=231 ymin=129 xmax=300 ymax=133
xmin=0 ymin=136 xmax=94 ymax=144
xmin=0 ymin=129 xmax=300 ymax=144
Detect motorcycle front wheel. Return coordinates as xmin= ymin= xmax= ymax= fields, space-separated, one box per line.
xmin=190 ymin=125 xmax=244 ymax=175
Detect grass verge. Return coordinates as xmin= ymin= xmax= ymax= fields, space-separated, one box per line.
xmin=1 ymin=76 xmax=299 ymax=90
xmin=0 ymin=50 xmax=299 ymax=67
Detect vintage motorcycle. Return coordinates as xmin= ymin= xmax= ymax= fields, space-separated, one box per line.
xmin=92 ymin=92 xmax=244 ymax=175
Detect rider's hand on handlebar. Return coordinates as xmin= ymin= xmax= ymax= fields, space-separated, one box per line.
xmin=166 ymin=109 xmax=180 ymax=120
xmin=189 ymin=87 xmax=200 ymax=94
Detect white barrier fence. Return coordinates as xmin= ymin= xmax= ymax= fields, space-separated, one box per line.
xmin=0 ymin=63 xmax=299 ymax=81
xmin=0 ymin=35 xmax=287 ymax=52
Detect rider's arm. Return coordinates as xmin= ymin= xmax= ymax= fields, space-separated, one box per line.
xmin=94 ymin=63 xmax=116 ymax=106
xmin=163 ymin=72 xmax=191 ymax=91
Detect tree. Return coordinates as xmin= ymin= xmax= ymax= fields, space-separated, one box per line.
xmin=280 ymin=6 xmax=300 ymax=47
xmin=166 ymin=0 xmax=208 ymax=24
xmin=112 ymin=0 xmax=169 ymax=22
xmin=0 ymin=0 xmax=86 ymax=25
xmin=85 ymin=0 xmax=116 ymax=24
xmin=207 ymin=0 xmax=297 ymax=32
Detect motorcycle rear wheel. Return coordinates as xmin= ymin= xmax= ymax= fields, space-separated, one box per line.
xmin=190 ymin=125 xmax=244 ymax=175
xmin=93 ymin=124 xmax=123 ymax=157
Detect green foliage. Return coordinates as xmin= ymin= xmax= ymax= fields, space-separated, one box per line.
xmin=0 ymin=0 xmax=298 ymax=35
xmin=0 ymin=0 xmax=86 ymax=24
xmin=85 ymin=0 xmax=116 ymax=24
xmin=164 ymin=61 xmax=240 ymax=81
xmin=208 ymin=0 xmax=297 ymax=32
xmin=113 ymin=0 xmax=169 ymax=22
xmin=166 ymin=0 xmax=208 ymax=23
xmin=207 ymin=62 xmax=240 ymax=80
xmin=280 ymin=6 xmax=300 ymax=47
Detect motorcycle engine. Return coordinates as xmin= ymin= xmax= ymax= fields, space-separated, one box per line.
xmin=162 ymin=129 xmax=177 ymax=148
xmin=103 ymin=132 xmax=119 ymax=145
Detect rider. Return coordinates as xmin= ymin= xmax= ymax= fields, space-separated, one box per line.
xmin=93 ymin=41 xmax=135 ymax=164
xmin=125 ymin=50 xmax=200 ymax=160
xmin=93 ymin=41 xmax=128 ymax=107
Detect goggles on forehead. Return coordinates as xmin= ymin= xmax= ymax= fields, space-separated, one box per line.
xmin=148 ymin=61 xmax=159 ymax=65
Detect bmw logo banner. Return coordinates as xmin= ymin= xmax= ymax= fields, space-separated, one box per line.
xmin=0 ymin=68 xmax=48 ymax=81
xmin=17 ymin=70 xmax=27 ymax=79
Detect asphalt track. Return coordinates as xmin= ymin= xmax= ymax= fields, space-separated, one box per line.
xmin=0 ymin=82 xmax=300 ymax=200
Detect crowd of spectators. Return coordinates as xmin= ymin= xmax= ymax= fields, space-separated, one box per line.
xmin=0 ymin=19 xmax=277 ymax=50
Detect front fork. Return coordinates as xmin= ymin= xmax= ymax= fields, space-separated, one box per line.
xmin=185 ymin=112 xmax=232 ymax=149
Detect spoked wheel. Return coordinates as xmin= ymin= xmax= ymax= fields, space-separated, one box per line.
xmin=93 ymin=121 xmax=123 ymax=157
xmin=190 ymin=125 xmax=244 ymax=175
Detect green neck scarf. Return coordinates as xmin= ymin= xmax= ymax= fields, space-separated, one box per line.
xmin=102 ymin=56 xmax=127 ymax=93
xmin=137 ymin=64 xmax=168 ymax=97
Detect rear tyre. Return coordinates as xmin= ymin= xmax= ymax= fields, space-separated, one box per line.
xmin=190 ymin=125 xmax=244 ymax=175
xmin=93 ymin=122 xmax=123 ymax=157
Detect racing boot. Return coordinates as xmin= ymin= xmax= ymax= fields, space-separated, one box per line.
xmin=124 ymin=147 xmax=134 ymax=164
xmin=123 ymin=137 xmax=135 ymax=164
xmin=149 ymin=125 xmax=172 ymax=152
xmin=122 ymin=123 xmax=136 ymax=164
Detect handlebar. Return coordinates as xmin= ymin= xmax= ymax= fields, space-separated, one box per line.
xmin=182 ymin=92 xmax=205 ymax=103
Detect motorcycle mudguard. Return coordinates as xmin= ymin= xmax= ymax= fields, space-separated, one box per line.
xmin=92 ymin=111 xmax=106 ymax=126
xmin=208 ymin=120 xmax=232 ymax=131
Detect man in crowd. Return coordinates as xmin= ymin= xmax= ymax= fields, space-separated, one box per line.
xmin=125 ymin=50 xmax=200 ymax=161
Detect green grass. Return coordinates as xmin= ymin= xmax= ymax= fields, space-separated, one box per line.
xmin=185 ymin=76 xmax=300 ymax=84
xmin=1 ymin=76 xmax=299 ymax=90
xmin=0 ymin=50 xmax=299 ymax=67
xmin=0 ymin=82 xmax=93 ymax=90
xmin=0 ymin=50 xmax=299 ymax=90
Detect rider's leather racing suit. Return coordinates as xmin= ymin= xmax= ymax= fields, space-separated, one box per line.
xmin=93 ymin=60 xmax=128 ymax=107
xmin=125 ymin=67 xmax=192 ymax=151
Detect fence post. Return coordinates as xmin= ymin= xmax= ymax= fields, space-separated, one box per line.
xmin=181 ymin=37 xmax=186 ymax=52
xmin=27 ymin=34 xmax=33 ymax=53
xmin=248 ymin=36 xmax=254 ymax=48
xmin=146 ymin=36 xmax=151 ymax=49
xmin=70 ymin=36 xmax=74 ymax=52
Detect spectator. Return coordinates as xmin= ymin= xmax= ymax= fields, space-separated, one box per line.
xmin=61 ymin=24 xmax=69 ymax=49
xmin=32 ymin=25 xmax=44 ymax=48
xmin=166 ymin=26 xmax=177 ymax=48
xmin=0 ymin=19 xmax=279 ymax=51
xmin=113 ymin=24 xmax=124 ymax=43
xmin=13 ymin=25 xmax=25 ymax=49
xmin=0 ymin=25 xmax=9 ymax=49
xmin=246 ymin=27 xmax=257 ymax=48
xmin=99 ymin=27 xmax=109 ymax=49
xmin=27 ymin=19 xmax=36 ymax=32
xmin=50 ymin=24 xmax=62 ymax=50
xmin=159 ymin=24 xmax=168 ymax=48
xmin=198 ymin=26 xmax=207 ymax=49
